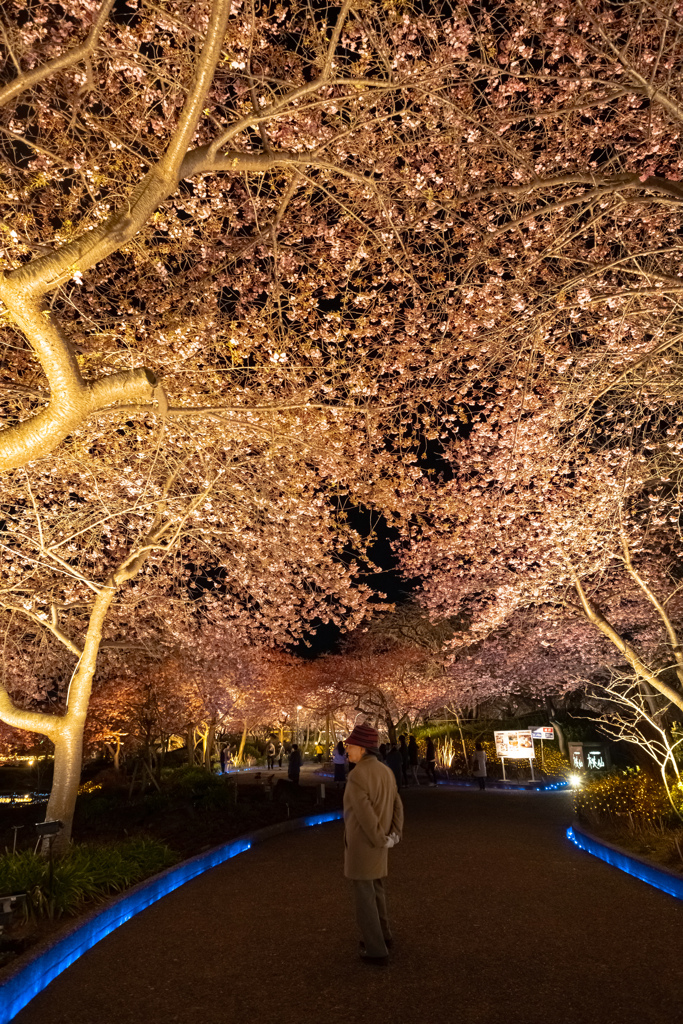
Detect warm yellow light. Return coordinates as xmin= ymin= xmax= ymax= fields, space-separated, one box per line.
xmin=569 ymin=773 xmax=582 ymax=787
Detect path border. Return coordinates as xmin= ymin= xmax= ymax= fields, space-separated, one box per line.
xmin=0 ymin=809 xmax=343 ymax=1024
xmin=567 ymin=821 xmax=683 ymax=901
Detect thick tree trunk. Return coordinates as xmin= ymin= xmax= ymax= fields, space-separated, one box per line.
xmin=186 ymin=729 xmax=195 ymax=766
xmin=205 ymin=723 xmax=215 ymax=772
xmin=550 ymin=718 xmax=567 ymax=757
xmin=386 ymin=716 xmax=397 ymax=745
xmin=43 ymin=718 xmax=85 ymax=853
xmin=236 ymin=721 xmax=248 ymax=764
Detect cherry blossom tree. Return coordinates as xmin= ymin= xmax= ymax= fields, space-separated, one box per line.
xmin=7 ymin=0 xmax=683 ymax=843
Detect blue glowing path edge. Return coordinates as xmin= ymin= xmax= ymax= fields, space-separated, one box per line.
xmin=566 ymin=823 xmax=683 ymax=901
xmin=0 ymin=809 xmax=343 ymax=1024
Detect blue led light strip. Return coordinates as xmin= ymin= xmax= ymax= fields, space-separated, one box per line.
xmin=0 ymin=810 xmax=343 ymax=1024
xmin=567 ymin=824 xmax=683 ymax=901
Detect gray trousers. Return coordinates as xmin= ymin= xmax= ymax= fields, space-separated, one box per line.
xmin=352 ymin=878 xmax=392 ymax=957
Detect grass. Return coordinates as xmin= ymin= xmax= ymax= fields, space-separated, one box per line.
xmin=0 ymin=837 xmax=177 ymax=919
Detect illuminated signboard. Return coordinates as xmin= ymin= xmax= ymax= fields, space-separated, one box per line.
xmin=531 ymin=727 xmax=554 ymax=740
xmin=494 ymin=730 xmax=535 ymax=759
xmin=568 ymin=742 xmax=611 ymax=771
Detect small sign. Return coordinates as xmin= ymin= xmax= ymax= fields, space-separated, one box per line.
xmin=568 ymin=742 xmax=611 ymax=771
xmin=531 ymin=727 xmax=555 ymax=740
xmin=494 ymin=730 xmax=535 ymax=759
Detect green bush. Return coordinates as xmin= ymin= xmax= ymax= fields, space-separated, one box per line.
xmin=0 ymin=837 xmax=177 ymax=919
xmin=163 ymin=765 xmax=217 ymax=793
xmin=574 ymin=767 xmax=674 ymax=831
xmin=161 ymin=764 xmax=237 ymax=810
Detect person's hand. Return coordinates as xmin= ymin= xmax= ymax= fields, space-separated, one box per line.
xmin=384 ymin=832 xmax=401 ymax=848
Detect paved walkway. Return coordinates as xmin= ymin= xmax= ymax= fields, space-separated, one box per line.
xmin=12 ymin=788 xmax=683 ymax=1024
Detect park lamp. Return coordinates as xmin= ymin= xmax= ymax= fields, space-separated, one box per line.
xmin=569 ymin=773 xmax=582 ymax=789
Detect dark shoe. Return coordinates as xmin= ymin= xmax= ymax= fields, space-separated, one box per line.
xmin=359 ymin=938 xmax=393 ymax=952
xmin=359 ymin=950 xmax=389 ymax=967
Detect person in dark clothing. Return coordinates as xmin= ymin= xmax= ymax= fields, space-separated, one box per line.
xmin=398 ymin=735 xmax=410 ymax=786
xmin=219 ymin=745 xmax=227 ymax=774
xmin=288 ymin=743 xmax=302 ymax=785
xmin=385 ymin=743 xmax=402 ymax=789
xmin=333 ymin=740 xmax=348 ymax=785
xmin=378 ymin=743 xmax=387 ymax=762
xmin=425 ymin=737 xmax=437 ymax=787
xmin=266 ymin=739 xmax=276 ymax=770
xmin=408 ymin=735 xmax=420 ymax=785
xmin=473 ymin=740 xmax=487 ymax=790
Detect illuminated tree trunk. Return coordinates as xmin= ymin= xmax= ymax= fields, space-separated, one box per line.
xmin=236 ymin=721 xmax=248 ymax=764
xmin=105 ymin=734 xmax=122 ymax=771
xmin=204 ymin=723 xmax=215 ymax=772
xmin=45 ymin=724 xmax=86 ymax=851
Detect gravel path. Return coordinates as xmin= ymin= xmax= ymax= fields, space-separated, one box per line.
xmin=12 ymin=788 xmax=683 ymax=1024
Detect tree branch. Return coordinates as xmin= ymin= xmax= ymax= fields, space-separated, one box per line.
xmin=0 ymin=0 xmax=115 ymax=109
xmin=0 ymin=599 xmax=83 ymax=658
xmin=619 ymin=529 xmax=683 ymax=684
xmin=569 ymin=569 xmax=683 ymax=712
xmin=4 ymin=0 xmax=232 ymax=298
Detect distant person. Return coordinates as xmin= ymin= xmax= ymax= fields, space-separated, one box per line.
xmin=219 ymin=745 xmax=227 ymax=774
xmin=277 ymin=741 xmax=285 ymax=768
xmin=378 ymin=743 xmax=387 ymax=762
xmin=398 ymin=734 xmax=410 ymax=786
xmin=288 ymin=743 xmax=302 ymax=785
xmin=473 ymin=741 xmax=487 ymax=790
xmin=425 ymin=737 xmax=437 ymax=787
xmin=343 ymin=722 xmax=403 ymax=967
xmin=385 ymin=742 xmax=402 ymax=790
xmin=315 ymin=742 xmax=324 ymax=763
xmin=333 ymin=740 xmax=348 ymax=786
xmin=408 ymin=736 xmax=419 ymax=785
xmin=266 ymin=740 xmax=276 ymax=770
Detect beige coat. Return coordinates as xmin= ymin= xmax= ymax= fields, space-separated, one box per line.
xmin=343 ymin=753 xmax=404 ymax=880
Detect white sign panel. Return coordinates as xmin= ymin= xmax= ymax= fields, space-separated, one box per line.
xmin=531 ymin=727 xmax=554 ymax=740
xmin=494 ymin=730 xmax=535 ymax=759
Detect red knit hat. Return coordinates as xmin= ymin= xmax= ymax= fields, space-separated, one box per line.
xmin=345 ymin=722 xmax=380 ymax=751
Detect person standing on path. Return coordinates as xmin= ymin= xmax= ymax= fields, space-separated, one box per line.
xmin=398 ymin=734 xmax=410 ymax=786
xmin=472 ymin=741 xmax=487 ymax=790
xmin=277 ymin=741 xmax=285 ymax=768
xmin=343 ymin=722 xmax=404 ymax=967
xmin=219 ymin=745 xmax=227 ymax=774
xmin=266 ymin=739 xmax=276 ymax=770
xmin=425 ymin=737 xmax=437 ymax=787
xmin=333 ymin=740 xmax=348 ymax=787
xmin=408 ymin=735 xmax=419 ymax=785
xmin=385 ymin=742 xmax=403 ymax=790
xmin=288 ymin=743 xmax=302 ymax=785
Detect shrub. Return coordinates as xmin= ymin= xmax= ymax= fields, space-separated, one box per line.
xmin=161 ymin=764 xmax=237 ymax=810
xmin=0 ymin=838 xmax=177 ymax=919
xmin=574 ymin=768 xmax=674 ymax=832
